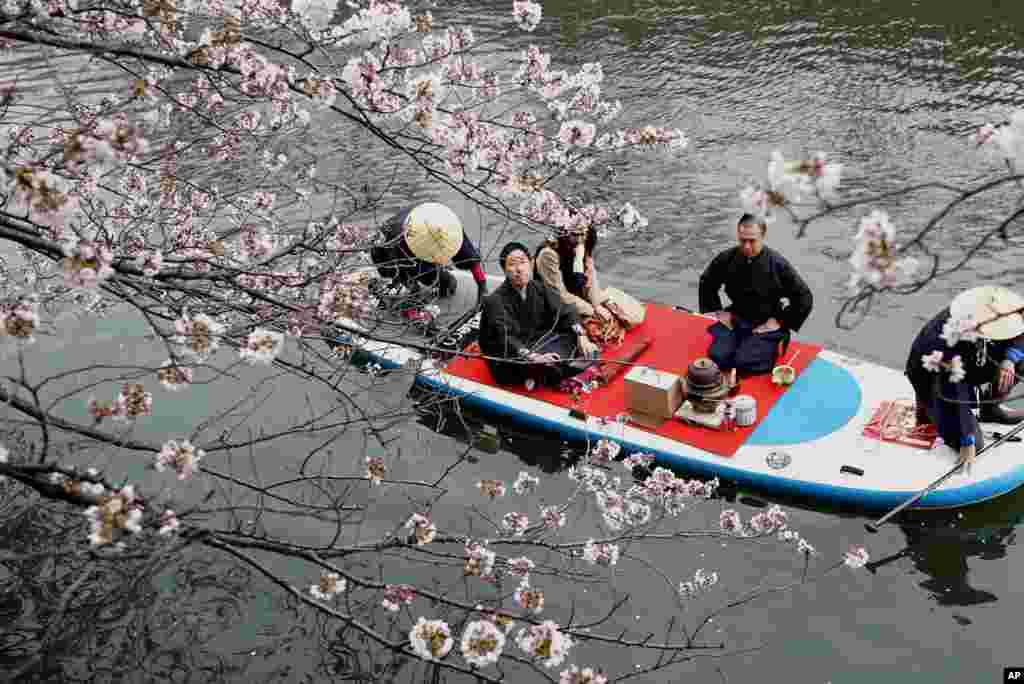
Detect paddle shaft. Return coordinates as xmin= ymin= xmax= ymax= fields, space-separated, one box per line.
xmin=865 ymin=417 xmax=1024 ymax=533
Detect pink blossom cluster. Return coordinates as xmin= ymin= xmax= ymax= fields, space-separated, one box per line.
xmin=844 ymin=545 xmax=870 ymax=569
xmin=515 ymin=620 xmax=573 ymax=668
xmin=365 ymin=455 xmax=386 ymax=485
xmin=718 ymin=505 xmax=790 ymax=537
xmin=0 ymin=297 xmax=40 ymax=344
xmin=342 ymin=54 xmax=402 ymax=115
xmin=621 ymin=451 xmax=655 ymax=470
xmin=540 ymin=504 xmax=567 ymax=529
xmin=459 ymin=619 xmax=506 ymax=667
xmin=405 ymin=512 xmax=437 ymax=545
xmin=501 ymin=511 xmax=530 ymax=536
xmin=238 ymin=328 xmax=285 ymax=365
xmin=512 ymin=0 xmax=543 ymax=31
xmin=135 ymin=251 xmax=164 ymax=277
xmin=678 ymin=567 xmax=718 ymax=599
xmin=238 ymin=225 xmax=274 ymax=262
xmin=323 ymin=221 xmax=372 ymax=252
xmin=155 ymin=439 xmax=204 ymax=480
xmin=309 ymin=571 xmax=346 ymax=601
xmin=89 ymin=383 xmax=153 ymax=423
xmin=921 ymin=350 xmax=966 ymax=383
xmin=61 ymin=115 xmax=149 ymax=174
xmin=84 ymin=485 xmax=144 ymax=547
xmin=559 ymin=665 xmax=608 ymax=684
xmin=463 ymin=539 xmax=496 ymax=578
xmin=61 ymin=240 xmax=114 ymax=290
xmin=623 ymin=467 xmax=719 ymax=516
xmin=381 ymin=583 xmax=416 ymax=612
xmin=848 ymin=210 xmax=919 ymax=291
xmin=173 ymin=312 xmax=225 ymax=361
xmin=513 ymin=581 xmax=545 ymax=613
xmin=317 ymin=272 xmax=378 ymax=325
xmin=506 ymin=556 xmax=535 ymax=580
xmin=157 ymin=509 xmax=181 ymax=536
xmin=587 ymin=438 xmax=621 ymax=466
xmin=337 ymin=0 xmax=413 ymax=47
xmin=581 ymin=539 xmax=619 ymax=567
xmin=477 ymin=478 xmax=507 ymax=498
xmin=594 ymin=126 xmax=688 ymax=153
xmin=236 ymin=271 xmax=306 ymax=298
xmin=408 ymin=617 xmax=453 ymax=661
xmin=972 ymin=111 xmax=1024 ymax=164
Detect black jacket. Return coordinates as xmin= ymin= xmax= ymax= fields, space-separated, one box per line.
xmin=698 ymin=246 xmax=813 ymax=332
xmin=479 ymin=280 xmax=578 ymax=383
xmin=907 ymin=307 xmax=1024 ymax=447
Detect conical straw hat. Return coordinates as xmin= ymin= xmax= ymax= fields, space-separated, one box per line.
xmin=949 ymin=285 xmax=1024 ymax=341
xmin=402 ymin=202 xmax=464 ymax=265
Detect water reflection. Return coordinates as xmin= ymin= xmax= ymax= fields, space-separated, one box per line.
xmin=866 ymin=490 xmax=1024 ymax=609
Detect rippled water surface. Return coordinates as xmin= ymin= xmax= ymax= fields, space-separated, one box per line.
xmin=8 ymin=0 xmax=1024 ymax=681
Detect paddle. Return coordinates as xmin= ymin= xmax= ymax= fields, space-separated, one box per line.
xmin=865 ymin=418 xmax=1024 ymax=533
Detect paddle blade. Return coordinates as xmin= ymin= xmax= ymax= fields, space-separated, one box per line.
xmin=864 ymin=522 xmax=880 ymax=533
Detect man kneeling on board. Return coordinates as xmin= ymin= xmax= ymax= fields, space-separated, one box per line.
xmin=698 ymin=214 xmax=813 ymax=377
xmin=907 ymin=285 xmax=1024 ymax=467
xmin=479 ymin=242 xmax=599 ymax=388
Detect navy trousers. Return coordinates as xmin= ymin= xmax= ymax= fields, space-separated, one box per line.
xmin=707 ymin=320 xmax=787 ymax=375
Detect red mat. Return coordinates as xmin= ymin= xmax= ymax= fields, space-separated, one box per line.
xmin=445 ymin=304 xmax=821 ymax=457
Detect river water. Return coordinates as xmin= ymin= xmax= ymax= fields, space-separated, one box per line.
xmin=7 ymin=0 xmax=1024 ymax=681
xmin=505 ymin=1 xmax=1024 ymax=681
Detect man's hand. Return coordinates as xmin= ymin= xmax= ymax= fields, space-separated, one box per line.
xmin=578 ymin=335 xmax=599 ymax=359
xmin=593 ymin=304 xmax=612 ymax=321
xmin=997 ymin=359 xmax=1016 ymax=395
xmin=528 ymin=352 xmax=560 ymax=364
xmin=713 ymin=311 xmax=733 ymax=329
xmin=753 ymin=317 xmax=781 ymax=334
xmin=958 ymin=443 xmax=976 ymax=469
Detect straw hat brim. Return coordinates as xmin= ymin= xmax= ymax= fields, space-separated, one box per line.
xmin=403 ymin=202 xmax=464 ymax=265
xmin=949 ymin=285 xmax=1024 ymax=341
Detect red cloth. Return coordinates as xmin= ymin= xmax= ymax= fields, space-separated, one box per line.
xmin=862 ymin=400 xmax=938 ymax=449
xmin=445 ymin=304 xmax=821 ymax=457
xmin=469 ymin=262 xmax=486 ymax=286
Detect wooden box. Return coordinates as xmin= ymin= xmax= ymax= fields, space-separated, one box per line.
xmin=624 ymin=366 xmax=683 ymax=426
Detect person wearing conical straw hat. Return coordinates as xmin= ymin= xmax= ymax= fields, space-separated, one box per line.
xmin=370 ymin=202 xmax=488 ymax=304
xmin=906 ymin=285 xmax=1024 ymax=466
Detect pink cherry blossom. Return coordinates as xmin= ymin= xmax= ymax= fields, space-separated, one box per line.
xmin=512 ymin=0 xmax=542 ymax=31
xmin=844 ymin=545 xmax=870 ymax=569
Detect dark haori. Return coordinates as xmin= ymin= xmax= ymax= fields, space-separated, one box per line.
xmin=478 ymin=242 xmax=597 ymax=388
xmin=698 ymin=214 xmax=813 ymax=376
xmin=906 ymin=285 xmax=1024 ymax=467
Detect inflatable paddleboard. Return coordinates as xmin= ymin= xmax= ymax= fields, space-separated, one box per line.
xmin=346 ymin=270 xmax=1024 ymax=512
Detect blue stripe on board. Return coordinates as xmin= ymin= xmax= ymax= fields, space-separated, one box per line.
xmin=366 ymin=350 xmax=1024 ymax=510
xmin=747 ymin=357 xmax=862 ymax=445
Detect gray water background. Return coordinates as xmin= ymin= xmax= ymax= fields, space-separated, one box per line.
xmin=7 ymin=0 xmax=1024 ymax=681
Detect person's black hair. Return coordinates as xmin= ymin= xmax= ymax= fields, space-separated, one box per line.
xmin=737 ymin=213 xmax=767 ymax=235
xmin=499 ymin=241 xmax=531 ymax=269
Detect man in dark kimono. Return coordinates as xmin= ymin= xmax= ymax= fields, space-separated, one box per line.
xmin=906 ymin=285 xmax=1024 ymax=467
xmin=479 ymin=242 xmax=598 ymax=387
xmin=370 ymin=202 xmax=488 ymax=302
xmin=698 ymin=215 xmax=814 ymax=375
